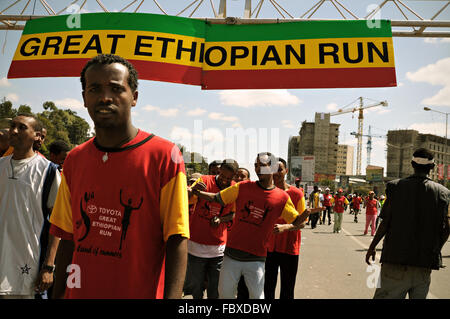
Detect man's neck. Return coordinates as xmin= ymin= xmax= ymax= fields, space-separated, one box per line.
xmin=258 ymin=176 xmax=275 ymax=189
xmin=274 ymin=179 xmax=289 ymax=191
xmin=12 ymin=148 xmax=35 ymax=160
xmin=95 ymin=125 xmax=138 ymax=148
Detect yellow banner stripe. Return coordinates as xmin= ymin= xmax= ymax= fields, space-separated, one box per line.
xmin=13 ymin=30 xmax=394 ymax=70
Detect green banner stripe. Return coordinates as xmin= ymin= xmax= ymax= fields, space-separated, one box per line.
xmin=205 ymin=20 xmax=392 ymax=41
xmin=23 ymin=13 xmax=391 ymax=41
xmin=22 ymin=12 xmax=205 ymax=38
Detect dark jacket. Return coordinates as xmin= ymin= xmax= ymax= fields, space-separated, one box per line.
xmin=380 ymin=174 xmax=450 ymax=270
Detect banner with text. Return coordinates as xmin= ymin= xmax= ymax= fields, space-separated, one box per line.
xmin=8 ymin=13 xmax=397 ymax=89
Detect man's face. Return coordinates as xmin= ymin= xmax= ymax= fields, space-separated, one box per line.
xmin=33 ymin=127 xmax=46 ymax=151
xmin=0 ymin=130 xmax=9 ymax=152
xmin=51 ymin=150 xmax=68 ymax=166
xmin=273 ymin=161 xmax=287 ymax=183
xmin=216 ymin=167 xmax=235 ymax=190
xmin=254 ymin=154 xmax=275 ymax=180
xmin=83 ymin=63 xmax=138 ymax=129
xmin=234 ymin=168 xmax=250 ymax=182
xmin=209 ymin=165 xmax=220 ymax=176
xmin=9 ymin=116 xmax=39 ymax=151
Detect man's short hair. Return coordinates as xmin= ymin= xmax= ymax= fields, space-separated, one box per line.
xmin=49 ymin=140 xmax=70 ymax=155
xmin=220 ymin=159 xmax=239 ymax=173
xmin=80 ymin=54 xmax=139 ymax=92
xmin=278 ymin=157 xmax=287 ymax=169
xmin=208 ymin=160 xmax=222 ymax=171
xmin=238 ymin=167 xmax=250 ymax=179
xmin=16 ymin=113 xmax=42 ymax=132
xmin=255 ymin=152 xmax=278 ymax=173
xmin=411 ymin=148 xmax=435 ymax=172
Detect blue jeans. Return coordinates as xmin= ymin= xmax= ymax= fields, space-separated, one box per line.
xmin=185 ymin=253 xmax=223 ymax=299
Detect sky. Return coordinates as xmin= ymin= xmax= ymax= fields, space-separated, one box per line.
xmin=0 ymin=0 xmax=449 ymax=180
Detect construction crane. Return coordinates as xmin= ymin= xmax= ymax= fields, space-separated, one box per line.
xmin=350 ymin=125 xmax=385 ymax=166
xmin=330 ymin=97 xmax=388 ymax=175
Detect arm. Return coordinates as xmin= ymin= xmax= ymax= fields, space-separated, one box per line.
xmin=51 ymin=239 xmax=75 ymax=299
xmin=210 ymin=212 xmax=235 ymax=227
xmin=365 ymin=199 xmax=391 ymax=265
xmin=164 ymin=234 xmax=188 ymax=299
xmin=192 ymin=188 xmax=221 ymax=204
xmin=35 ymin=234 xmax=61 ymax=293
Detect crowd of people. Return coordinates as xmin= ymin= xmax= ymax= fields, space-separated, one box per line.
xmin=0 ymin=54 xmax=448 ymax=300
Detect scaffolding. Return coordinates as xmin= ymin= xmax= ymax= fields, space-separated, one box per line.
xmin=0 ymin=0 xmax=449 ymax=37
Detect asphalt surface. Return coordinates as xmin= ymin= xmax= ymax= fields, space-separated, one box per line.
xmin=287 ymin=208 xmax=450 ymax=299
xmin=183 ymin=207 xmax=450 ymax=299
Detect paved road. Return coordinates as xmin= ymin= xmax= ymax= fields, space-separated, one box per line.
xmin=279 ymin=208 xmax=450 ymax=299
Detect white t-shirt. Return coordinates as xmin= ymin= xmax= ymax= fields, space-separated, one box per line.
xmin=0 ymin=154 xmax=61 ymax=295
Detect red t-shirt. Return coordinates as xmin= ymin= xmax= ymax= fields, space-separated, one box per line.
xmin=267 ymin=186 xmax=305 ymax=255
xmin=49 ymin=130 xmax=190 ymax=299
xmin=189 ymin=175 xmax=234 ymax=245
xmin=365 ymin=199 xmax=378 ymax=215
xmin=323 ymin=194 xmax=332 ymax=207
xmin=333 ymin=195 xmax=347 ymax=213
xmin=353 ymin=197 xmax=362 ymax=210
xmin=219 ymin=180 xmax=298 ymax=257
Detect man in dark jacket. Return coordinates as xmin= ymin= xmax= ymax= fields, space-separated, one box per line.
xmin=366 ymin=148 xmax=450 ymax=299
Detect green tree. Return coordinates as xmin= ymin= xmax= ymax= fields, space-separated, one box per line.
xmin=0 ymin=98 xmax=92 ymax=157
xmin=0 ymin=98 xmax=16 ymax=120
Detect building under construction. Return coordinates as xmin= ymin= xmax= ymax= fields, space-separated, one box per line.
xmin=386 ymin=129 xmax=450 ymax=182
xmin=288 ymin=112 xmax=340 ymax=182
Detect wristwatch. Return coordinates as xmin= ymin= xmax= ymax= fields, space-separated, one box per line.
xmin=42 ymin=265 xmax=56 ymax=273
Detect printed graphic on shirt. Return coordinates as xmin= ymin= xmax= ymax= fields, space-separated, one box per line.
xmin=240 ymin=200 xmax=272 ymax=226
xmin=77 ymin=192 xmax=93 ymax=242
xmin=119 ymin=189 xmax=143 ymax=250
xmin=75 ymin=189 xmax=144 ymax=254
xmin=20 ymin=264 xmax=31 ymax=275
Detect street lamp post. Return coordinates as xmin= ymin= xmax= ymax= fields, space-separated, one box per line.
xmin=424 ymin=107 xmax=449 ymax=182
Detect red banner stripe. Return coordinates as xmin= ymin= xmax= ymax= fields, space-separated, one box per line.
xmin=7 ymin=59 xmax=202 ymax=86
xmin=201 ymin=67 xmax=397 ymax=90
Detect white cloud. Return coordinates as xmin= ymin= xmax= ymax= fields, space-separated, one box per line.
xmin=326 ymin=103 xmax=338 ymax=111
xmin=281 ymin=120 xmax=294 ymax=129
xmin=6 ymin=93 xmax=19 ymax=102
xmin=187 ymin=107 xmax=207 ymax=116
xmin=142 ymin=104 xmax=178 ymax=117
xmin=406 ymin=57 xmax=450 ymax=106
xmin=219 ymin=89 xmax=301 ymax=107
xmin=0 ymin=77 xmax=11 ymax=87
xmin=208 ymin=112 xmax=239 ymax=122
xmin=54 ymin=98 xmax=84 ymax=110
xmin=424 ymin=38 xmax=450 ymax=44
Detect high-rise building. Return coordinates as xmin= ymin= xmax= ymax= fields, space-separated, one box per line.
xmin=386 ymin=129 xmax=449 ymax=182
xmin=337 ymin=144 xmax=354 ymax=175
xmin=288 ymin=113 xmax=340 ymax=180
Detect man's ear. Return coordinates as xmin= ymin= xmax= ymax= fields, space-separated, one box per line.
xmin=132 ymin=90 xmax=138 ymax=107
xmin=82 ymin=91 xmax=87 ymax=108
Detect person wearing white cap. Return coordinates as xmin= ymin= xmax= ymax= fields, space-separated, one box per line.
xmin=366 ymin=148 xmax=450 ymax=299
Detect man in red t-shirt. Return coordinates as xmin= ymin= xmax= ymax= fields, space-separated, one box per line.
xmin=364 ymin=191 xmax=378 ymax=236
xmin=353 ymin=194 xmax=362 ymax=223
xmin=321 ymin=188 xmax=333 ymax=225
xmin=36 ymin=55 xmax=189 ymax=299
xmin=185 ymin=159 xmax=238 ymax=299
xmin=265 ymin=157 xmax=306 ymax=299
xmin=193 ymin=152 xmax=319 ymax=299
xmin=332 ymin=189 xmax=349 ymax=233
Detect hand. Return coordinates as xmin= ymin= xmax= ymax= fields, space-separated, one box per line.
xmin=365 ymin=247 xmax=376 ymax=265
xmin=35 ymin=269 xmax=54 ymax=293
xmin=192 ymin=181 xmax=207 ymax=192
xmin=210 ymin=216 xmax=221 ymax=227
xmin=273 ymin=224 xmax=289 ymax=234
